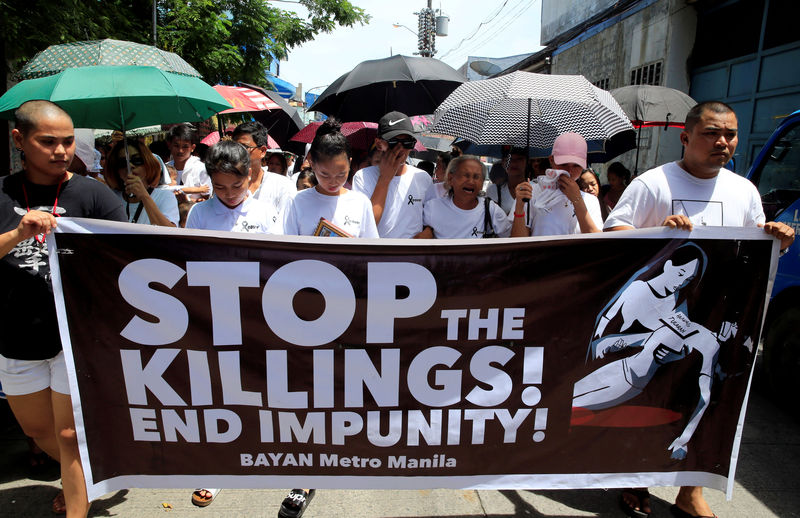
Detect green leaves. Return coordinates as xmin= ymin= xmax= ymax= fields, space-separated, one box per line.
xmin=2 ymin=0 xmax=367 ymax=89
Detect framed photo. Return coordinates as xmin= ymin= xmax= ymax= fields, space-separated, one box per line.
xmin=313 ymin=218 xmax=353 ymax=238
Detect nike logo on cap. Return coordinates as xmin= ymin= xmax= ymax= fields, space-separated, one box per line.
xmin=388 ymin=118 xmax=405 ymax=126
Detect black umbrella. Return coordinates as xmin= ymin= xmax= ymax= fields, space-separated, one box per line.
xmin=308 ymin=55 xmax=464 ymax=122
xmin=610 ymin=85 xmax=696 ymax=175
xmin=239 ymin=82 xmax=304 ymax=149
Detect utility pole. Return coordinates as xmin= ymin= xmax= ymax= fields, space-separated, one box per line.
xmin=395 ymin=3 xmax=448 ymax=57
xmin=416 ymin=1 xmax=436 ymax=57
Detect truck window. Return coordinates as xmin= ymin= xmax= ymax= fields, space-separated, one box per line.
xmin=751 ymin=123 xmax=800 ymax=221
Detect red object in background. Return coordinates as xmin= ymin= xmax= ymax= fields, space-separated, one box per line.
xmin=290 ymin=121 xmax=426 ymax=151
xmin=201 ymin=130 xmax=280 ymax=149
xmin=213 ymin=85 xmax=280 ymax=114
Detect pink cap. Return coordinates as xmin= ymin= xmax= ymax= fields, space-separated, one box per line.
xmin=551 ymin=132 xmax=587 ymax=169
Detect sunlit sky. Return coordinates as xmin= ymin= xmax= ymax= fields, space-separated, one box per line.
xmin=278 ymin=0 xmax=544 ymax=96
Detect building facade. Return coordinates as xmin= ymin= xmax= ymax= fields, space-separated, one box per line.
xmin=506 ymin=0 xmax=799 ymax=176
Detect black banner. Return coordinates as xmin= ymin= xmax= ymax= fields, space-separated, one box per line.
xmin=48 ymin=219 xmax=776 ymax=499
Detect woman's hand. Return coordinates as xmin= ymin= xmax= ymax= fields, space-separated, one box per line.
xmin=557 ymin=175 xmax=582 ymax=204
xmin=17 ymin=210 xmax=57 ymax=241
xmin=514 ymin=182 xmax=532 ymax=207
xmin=124 ymin=173 xmax=149 ymax=201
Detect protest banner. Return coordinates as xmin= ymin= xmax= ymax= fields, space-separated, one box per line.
xmin=47 ymin=218 xmax=777 ymax=500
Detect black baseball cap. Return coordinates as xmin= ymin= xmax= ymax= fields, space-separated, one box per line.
xmin=378 ymin=111 xmax=416 ymax=140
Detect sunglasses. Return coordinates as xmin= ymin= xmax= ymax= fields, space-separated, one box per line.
xmin=387 ymin=138 xmax=416 ymax=150
xmin=118 ymin=155 xmax=145 ymax=167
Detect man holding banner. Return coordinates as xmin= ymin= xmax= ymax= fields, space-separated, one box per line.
xmin=605 ymin=100 xmax=794 ymax=518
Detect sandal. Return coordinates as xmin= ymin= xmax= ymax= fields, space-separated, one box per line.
xmin=670 ymin=504 xmax=718 ymax=518
xmin=278 ymin=488 xmax=316 ymax=518
xmin=191 ymin=488 xmax=221 ymax=507
xmin=620 ymin=488 xmax=651 ymax=518
xmin=51 ymin=489 xmax=66 ymax=515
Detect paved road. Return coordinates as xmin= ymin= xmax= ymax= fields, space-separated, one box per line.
xmin=1 ymin=359 xmax=798 ymax=517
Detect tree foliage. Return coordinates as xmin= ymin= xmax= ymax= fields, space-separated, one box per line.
xmin=1 ymin=0 xmax=369 ymax=86
xmin=157 ymin=0 xmax=369 ymax=86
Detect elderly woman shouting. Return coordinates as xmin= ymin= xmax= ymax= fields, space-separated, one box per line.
xmin=418 ymin=155 xmax=510 ymax=239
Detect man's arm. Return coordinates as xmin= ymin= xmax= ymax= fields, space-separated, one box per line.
xmin=179 ymin=185 xmax=210 ymax=195
xmin=761 ymin=221 xmax=795 ymax=251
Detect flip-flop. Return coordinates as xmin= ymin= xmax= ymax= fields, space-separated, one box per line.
xmin=191 ymin=488 xmax=221 ymax=507
xmin=670 ymin=503 xmax=717 ymax=518
xmin=278 ymin=488 xmax=316 ymax=518
xmin=620 ymin=488 xmax=651 ymax=518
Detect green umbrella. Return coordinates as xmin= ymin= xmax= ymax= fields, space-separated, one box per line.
xmin=16 ymin=39 xmax=202 ymax=80
xmin=0 ymin=65 xmax=231 ymax=131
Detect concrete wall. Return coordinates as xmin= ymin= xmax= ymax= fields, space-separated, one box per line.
xmin=541 ymin=0 xmax=617 ymax=44
xmin=548 ymin=0 xmax=696 ymax=176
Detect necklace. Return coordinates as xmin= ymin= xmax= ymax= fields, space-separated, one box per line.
xmin=21 ymin=173 xmax=67 ymax=244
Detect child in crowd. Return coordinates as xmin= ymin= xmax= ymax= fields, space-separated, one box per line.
xmin=295 ymin=169 xmax=317 ymax=191
xmin=184 ymin=140 xmax=280 ymax=234
xmin=419 ymin=155 xmax=511 ymax=238
xmin=283 ymin=118 xmax=378 ymax=238
xmin=166 ymin=124 xmax=211 ymax=201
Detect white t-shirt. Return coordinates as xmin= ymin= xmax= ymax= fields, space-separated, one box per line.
xmin=252 ymin=167 xmax=296 ymax=221
xmin=282 ymin=188 xmax=379 ymax=238
xmin=185 ymin=194 xmax=281 ymax=234
xmin=352 ymin=165 xmax=433 ymax=238
xmin=425 ymin=181 xmax=448 ymax=202
xmin=604 ymin=162 xmax=765 ymax=229
xmin=116 ymin=185 xmax=179 ymax=226
xmin=167 ymin=155 xmax=211 ymax=201
xmin=510 ymin=182 xmax=603 ymax=236
xmin=485 ymin=182 xmax=515 ymax=215
xmin=424 ymin=196 xmax=511 ymax=238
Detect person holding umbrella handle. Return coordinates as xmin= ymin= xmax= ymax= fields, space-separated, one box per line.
xmin=510 ymin=132 xmax=603 ymax=237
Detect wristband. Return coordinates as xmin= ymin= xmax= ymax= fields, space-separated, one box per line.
xmin=514 ymin=212 xmax=525 ymax=218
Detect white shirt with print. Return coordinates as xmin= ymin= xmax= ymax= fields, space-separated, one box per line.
xmin=253 ymin=167 xmax=296 ymax=222
xmin=424 ymin=196 xmax=511 ymax=238
xmin=282 ymin=188 xmax=379 ymax=238
xmin=352 ymin=165 xmax=432 ymax=238
xmin=604 ymin=161 xmax=765 ymax=229
xmin=185 ymin=194 xmax=280 ymax=233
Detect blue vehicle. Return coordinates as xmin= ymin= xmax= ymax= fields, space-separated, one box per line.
xmin=746 ymin=109 xmax=800 ymax=400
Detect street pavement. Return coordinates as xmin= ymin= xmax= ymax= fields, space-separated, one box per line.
xmin=1 ymin=357 xmax=798 ymax=518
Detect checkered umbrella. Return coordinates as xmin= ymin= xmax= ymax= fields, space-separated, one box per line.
xmin=432 ymin=71 xmax=635 ymax=161
xmin=16 ymin=39 xmax=201 ymax=80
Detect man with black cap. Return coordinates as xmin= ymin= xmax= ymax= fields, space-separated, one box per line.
xmin=352 ymin=111 xmax=433 ymax=238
